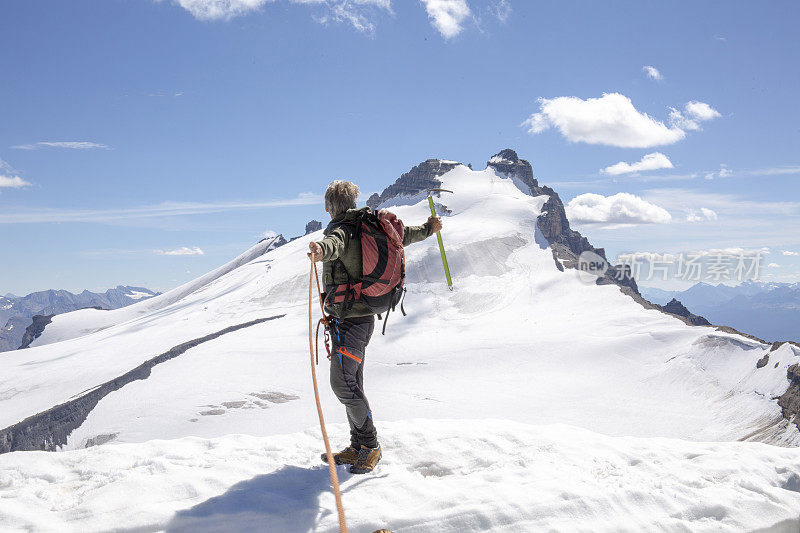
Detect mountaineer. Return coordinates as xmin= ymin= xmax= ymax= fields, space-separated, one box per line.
xmin=308 ymin=180 xmax=442 ymax=474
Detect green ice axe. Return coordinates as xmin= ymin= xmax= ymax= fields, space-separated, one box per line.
xmin=427 ymin=188 xmax=454 ymax=291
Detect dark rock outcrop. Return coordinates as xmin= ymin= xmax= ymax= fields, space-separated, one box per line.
xmin=305 ymin=220 xmax=323 ymax=234
xmin=657 ymin=299 xmax=711 ymax=326
xmin=366 ymin=159 xmax=460 ymax=209
xmin=756 ymin=353 xmax=770 ymax=369
xmin=486 ymin=149 xmax=538 ymax=193
xmin=18 ymin=314 xmax=54 ymax=349
xmin=778 ymin=362 xmax=800 ymax=433
xmin=0 ymin=315 xmax=284 ymax=454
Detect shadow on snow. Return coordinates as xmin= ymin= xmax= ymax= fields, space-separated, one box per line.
xmin=165 ymin=465 xmax=335 ymax=533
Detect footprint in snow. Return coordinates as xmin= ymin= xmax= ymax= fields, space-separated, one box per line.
xmin=195 ymin=392 xmax=299 ymax=418
xmin=249 ymin=391 xmax=300 ymax=404
xmin=411 ymin=461 xmax=455 ymax=478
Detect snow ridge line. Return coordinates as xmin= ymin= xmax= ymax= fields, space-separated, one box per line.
xmin=0 ymin=315 xmax=285 ymax=454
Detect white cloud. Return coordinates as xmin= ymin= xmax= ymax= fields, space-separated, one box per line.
xmin=783 ymin=250 xmax=799 ymax=256
xmin=0 ymin=192 xmax=321 ymax=224
xmin=0 ymin=158 xmax=32 ymax=191
xmin=643 ymin=65 xmax=663 ymax=80
xmin=12 ymin=141 xmax=109 ymax=150
xmin=700 ymin=207 xmax=718 ymax=220
xmin=686 ymin=207 xmax=718 ymax=222
xmin=307 ymin=0 xmax=393 ymax=34
xmin=601 ymin=152 xmax=674 ymax=175
xmin=685 ymin=101 xmax=721 ymax=121
xmin=420 ymin=0 xmax=472 ymax=39
xmin=566 ymin=192 xmax=672 ymax=225
xmin=644 ymin=188 xmax=800 ymax=217
xmin=767 ymin=263 xmax=780 ymax=268
xmin=746 ymin=166 xmax=800 ymax=177
xmin=173 ymin=0 xmax=392 ymax=34
xmin=174 ymin=0 xmax=274 ymax=20
xmin=490 ymin=0 xmax=510 ymax=23
xmin=703 ymin=164 xmax=731 ymax=180
xmin=617 ymin=247 xmax=769 ymax=264
xmin=669 ymin=101 xmax=721 ymax=131
xmin=0 ymin=175 xmax=31 ymax=188
xmin=523 ymin=93 xmax=686 ymax=148
xmin=156 ymin=246 xmax=205 ymax=256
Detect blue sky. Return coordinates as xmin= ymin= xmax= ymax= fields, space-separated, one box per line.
xmin=1 ymin=0 xmax=798 ymax=295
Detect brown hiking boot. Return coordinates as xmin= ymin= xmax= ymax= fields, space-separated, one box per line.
xmin=320 ymin=446 xmax=359 ymax=466
xmin=350 ymin=444 xmax=381 ymax=474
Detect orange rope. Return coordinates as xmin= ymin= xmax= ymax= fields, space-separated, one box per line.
xmin=309 ymin=261 xmax=348 ymax=533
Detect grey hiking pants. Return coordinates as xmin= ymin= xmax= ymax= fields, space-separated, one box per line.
xmin=329 ymin=315 xmax=378 ymax=449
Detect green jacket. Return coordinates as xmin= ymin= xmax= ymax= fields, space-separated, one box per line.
xmin=318 ymin=207 xmax=434 ymax=318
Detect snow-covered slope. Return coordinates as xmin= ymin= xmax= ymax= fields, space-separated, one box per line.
xmin=1 ymin=160 xmax=799 ymax=531
xmin=27 ymin=236 xmax=283 ymax=349
xmin=2 ymin=420 xmax=800 ymax=532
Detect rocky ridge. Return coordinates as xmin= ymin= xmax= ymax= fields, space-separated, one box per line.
xmin=657 ymin=299 xmax=711 ymax=326
xmin=776 ymin=343 xmax=800 ymax=433
xmin=366 ymin=159 xmax=460 ymax=210
xmin=19 ymin=315 xmax=54 ymax=349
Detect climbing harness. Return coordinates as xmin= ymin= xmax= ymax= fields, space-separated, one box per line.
xmin=308 ymin=261 xmax=348 ymax=533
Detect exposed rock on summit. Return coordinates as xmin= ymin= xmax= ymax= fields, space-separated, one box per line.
xmin=305 ymin=220 xmax=323 ymax=235
xmin=366 ymin=159 xmax=460 ymax=210
xmin=487 ymin=148 xmax=538 ymax=194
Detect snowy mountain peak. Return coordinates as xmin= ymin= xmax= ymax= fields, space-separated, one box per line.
xmin=367 ymin=150 xmax=542 ymax=211
xmin=366 ymin=157 xmax=463 ymax=209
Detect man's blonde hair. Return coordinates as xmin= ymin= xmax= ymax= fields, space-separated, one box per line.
xmin=325 ymin=180 xmax=360 ymax=217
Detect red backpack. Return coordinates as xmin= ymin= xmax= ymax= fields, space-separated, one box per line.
xmin=325 ymin=209 xmax=407 ymax=331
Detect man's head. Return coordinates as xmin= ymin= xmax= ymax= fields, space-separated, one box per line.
xmin=324 ymin=180 xmax=359 ymax=218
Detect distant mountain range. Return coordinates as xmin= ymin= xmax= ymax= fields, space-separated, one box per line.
xmin=640 ymin=281 xmax=800 ymax=342
xmin=0 ymin=286 xmax=160 ymax=352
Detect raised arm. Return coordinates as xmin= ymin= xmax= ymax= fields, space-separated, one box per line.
xmin=403 ymin=216 xmax=442 ymax=246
